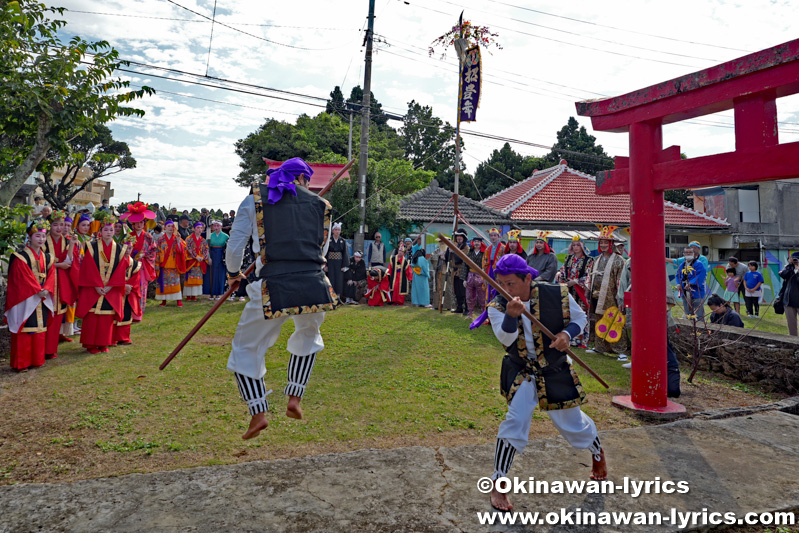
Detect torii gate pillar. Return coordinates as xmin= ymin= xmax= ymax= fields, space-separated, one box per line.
xmin=577 ymin=38 xmax=799 ymax=415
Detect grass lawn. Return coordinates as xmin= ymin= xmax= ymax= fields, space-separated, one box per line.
xmin=0 ymin=300 xmax=787 ymax=485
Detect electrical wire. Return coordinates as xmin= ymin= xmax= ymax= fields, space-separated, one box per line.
xmin=63 ymin=8 xmax=358 ymax=29
xmin=163 ymin=0 xmax=356 ymax=51
xmin=481 ymin=0 xmax=752 ymax=53
xmin=431 ymin=0 xmax=723 ymax=62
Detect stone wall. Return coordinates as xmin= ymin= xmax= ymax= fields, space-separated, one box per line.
xmin=670 ymin=318 xmax=799 ymax=393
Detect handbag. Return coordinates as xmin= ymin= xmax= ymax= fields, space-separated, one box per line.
xmin=774 ymin=280 xmax=787 ymax=315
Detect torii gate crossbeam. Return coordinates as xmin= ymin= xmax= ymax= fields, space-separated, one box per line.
xmin=576 ymin=38 xmax=799 ymax=414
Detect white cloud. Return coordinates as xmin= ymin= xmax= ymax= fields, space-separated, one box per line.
xmin=43 ymin=0 xmax=799 ymax=207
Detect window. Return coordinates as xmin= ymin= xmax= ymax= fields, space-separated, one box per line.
xmin=738 ymin=188 xmax=760 ymax=223
xmin=665 ymin=234 xmax=689 ymax=258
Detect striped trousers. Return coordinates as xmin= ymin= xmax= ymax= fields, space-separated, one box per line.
xmin=492 ymin=378 xmax=601 ymax=480
xmin=234 ymin=352 xmax=317 ymax=416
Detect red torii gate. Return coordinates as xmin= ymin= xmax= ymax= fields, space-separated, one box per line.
xmin=576 ymin=38 xmax=799 ymax=414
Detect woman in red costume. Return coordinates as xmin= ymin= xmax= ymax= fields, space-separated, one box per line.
xmin=112 ymin=233 xmax=142 ymax=346
xmin=76 ymin=213 xmax=130 ymax=354
xmin=5 ymin=221 xmax=56 ymax=371
xmin=43 ymin=210 xmax=77 ymax=359
xmin=119 ymin=202 xmax=156 ymax=318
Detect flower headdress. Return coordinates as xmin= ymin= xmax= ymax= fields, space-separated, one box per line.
xmin=96 ymin=211 xmax=116 ymax=227
xmin=596 ymin=224 xmax=620 ymax=241
xmin=507 ymin=229 xmax=522 ymax=242
xmin=119 ymin=202 xmax=156 ymax=223
xmin=30 ymin=220 xmax=50 ymax=233
xmin=535 ymin=230 xmax=552 ymax=240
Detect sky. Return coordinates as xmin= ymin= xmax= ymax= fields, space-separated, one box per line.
xmin=46 ymin=0 xmax=799 ymax=211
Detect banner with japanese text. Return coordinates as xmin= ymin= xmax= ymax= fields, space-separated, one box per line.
xmin=459 ymin=45 xmax=481 ymax=123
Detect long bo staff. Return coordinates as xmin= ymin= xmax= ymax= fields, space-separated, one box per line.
xmin=160 ymin=158 xmax=356 ymax=371
xmin=437 ymin=234 xmax=609 ymax=389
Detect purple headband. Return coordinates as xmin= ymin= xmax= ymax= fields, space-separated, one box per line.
xmin=193 ymin=221 xmax=204 ymax=228
xmin=78 ymin=214 xmax=92 ymax=224
xmin=164 ymin=220 xmax=175 ymax=226
xmin=64 ymin=217 xmax=73 ymax=224
xmin=494 ymin=253 xmax=539 ymax=278
xmin=265 ymin=157 xmax=313 ymax=205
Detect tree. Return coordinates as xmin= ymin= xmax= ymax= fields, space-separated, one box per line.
xmin=544 ymin=117 xmax=614 ymax=175
xmin=472 ymin=143 xmax=544 ymax=199
xmin=328 ymin=158 xmax=434 ymax=240
xmin=37 ymin=125 xmax=135 ymax=209
xmin=401 ymin=100 xmax=456 ymax=175
xmin=233 ymin=113 xmax=350 ymax=186
xmin=347 ymin=86 xmax=388 ymax=128
xmin=0 ymin=0 xmax=153 ymax=205
xmin=326 ymin=86 xmax=346 ymax=115
xmin=664 ymin=153 xmax=693 ymax=207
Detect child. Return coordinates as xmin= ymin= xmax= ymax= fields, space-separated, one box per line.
xmin=722 ymin=267 xmax=741 ymax=307
xmin=743 ymin=261 xmax=764 ymax=318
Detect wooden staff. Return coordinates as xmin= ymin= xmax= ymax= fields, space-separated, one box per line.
xmin=160 ymin=158 xmax=355 ymax=371
xmin=437 ymin=234 xmax=609 ymax=389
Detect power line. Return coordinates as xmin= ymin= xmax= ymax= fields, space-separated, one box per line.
xmin=163 ymin=0 xmax=356 ymax=51
xmin=128 ymin=84 xmax=302 ymax=116
xmin=113 ymin=66 xmax=329 ymax=109
xmin=482 ymin=0 xmax=752 ymax=53
xmin=63 ymin=9 xmax=357 ymax=30
xmin=402 ymin=0 xmax=704 ymax=68
xmin=431 ymin=0 xmax=723 ymax=62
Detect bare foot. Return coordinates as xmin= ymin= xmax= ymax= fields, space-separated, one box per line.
xmin=590 ymin=449 xmax=608 ymax=480
xmin=242 ymin=413 xmax=268 ymax=440
xmin=286 ymin=395 xmax=303 ymax=419
xmin=490 ymin=486 xmax=513 ymax=511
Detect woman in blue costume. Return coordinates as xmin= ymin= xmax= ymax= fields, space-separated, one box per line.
xmin=410 ymin=243 xmax=431 ymax=308
xmin=206 ymin=220 xmax=230 ymax=300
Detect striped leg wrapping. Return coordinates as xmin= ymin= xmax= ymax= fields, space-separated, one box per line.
xmin=284 ymin=352 xmax=317 ymax=398
xmin=589 ymin=435 xmax=602 ymax=462
xmin=492 ymin=438 xmax=517 ymax=481
xmin=234 ymin=372 xmax=272 ymax=416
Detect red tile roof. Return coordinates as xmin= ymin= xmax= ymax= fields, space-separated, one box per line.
xmin=482 ymin=161 xmax=729 ymax=228
xmin=263 ymin=159 xmax=350 ymax=192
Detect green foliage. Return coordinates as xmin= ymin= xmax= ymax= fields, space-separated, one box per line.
xmin=401 ymin=100 xmax=457 ymax=176
xmin=37 ymin=125 xmax=135 ymax=209
xmin=472 ymin=143 xmax=545 ymax=200
xmin=233 ymin=113 xmax=350 ymax=187
xmin=0 ymin=0 xmax=153 ymax=205
xmin=329 ymin=158 xmax=434 ymax=240
xmin=544 ymin=117 xmax=614 ymax=175
xmin=347 ymin=85 xmax=388 ymax=128
xmin=325 ymin=86 xmax=346 ymax=115
xmin=0 ymin=203 xmax=33 ymax=268
xmin=665 ymin=189 xmax=694 ymax=208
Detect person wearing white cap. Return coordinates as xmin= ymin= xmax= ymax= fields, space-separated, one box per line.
xmin=325 ymin=222 xmax=349 ymax=300
xmin=342 ymin=250 xmax=367 ymax=304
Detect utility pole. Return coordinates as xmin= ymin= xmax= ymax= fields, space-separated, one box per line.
xmin=348 ymin=110 xmax=353 ymax=160
xmin=354 ymin=0 xmax=375 ymax=253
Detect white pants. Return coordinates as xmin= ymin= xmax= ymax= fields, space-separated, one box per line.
xmin=498 ymin=378 xmax=598 ymax=454
xmin=227 ymin=279 xmax=326 ymax=380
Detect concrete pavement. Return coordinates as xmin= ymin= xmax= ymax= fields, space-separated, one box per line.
xmin=1 ymin=397 xmax=798 ymax=532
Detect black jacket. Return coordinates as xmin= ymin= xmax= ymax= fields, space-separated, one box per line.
xmin=780 ymin=263 xmax=799 ymax=308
